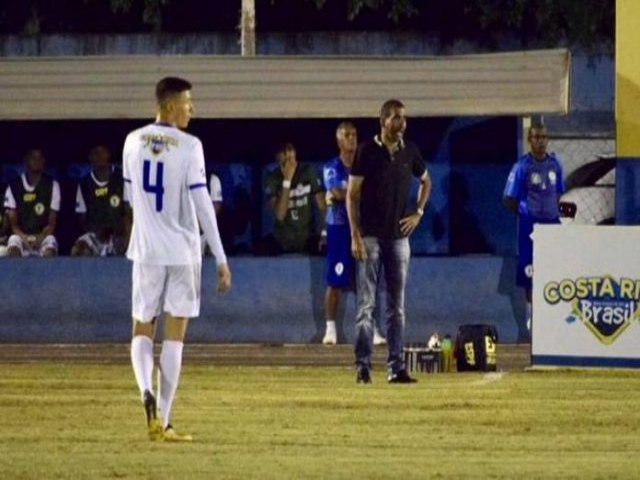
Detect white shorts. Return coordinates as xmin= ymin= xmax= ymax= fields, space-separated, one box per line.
xmin=132 ymin=262 xmax=202 ymax=323
xmin=75 ymin=232 xmax=119 ymax=257
xmin=7 ymin=234 xmax=58 ymax=257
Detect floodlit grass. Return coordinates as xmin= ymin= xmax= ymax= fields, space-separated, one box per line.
xmin=1 ymin=364 xmax=640 ymax=479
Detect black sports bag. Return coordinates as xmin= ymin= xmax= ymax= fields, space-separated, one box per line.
xmin=455 ymin=324 xmax=498 ymax=372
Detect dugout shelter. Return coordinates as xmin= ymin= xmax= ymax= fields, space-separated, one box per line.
xmin=0 ymin=49 xmax=569 ymax=119
xmin=0 ymin=49 xmax=571 ymax=345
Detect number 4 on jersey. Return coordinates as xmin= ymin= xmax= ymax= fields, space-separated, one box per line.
xmin=143 ymin=160 xmax=165 ymax=212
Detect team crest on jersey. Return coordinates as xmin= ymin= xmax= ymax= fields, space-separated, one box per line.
xmin=543 ymin=275 xmax=640 ymax=345
xmin=548 ymin=171 xmax=557 ymax=185
xmin=141 ymin=134 xmax=178 ymax=156
xmin=530 ymin=173 xmax=542 ymax=185
xmin=110 ymin=195 xmax=121 ymax=208
xmin=34 ymin=202 xmax=45 ymax=215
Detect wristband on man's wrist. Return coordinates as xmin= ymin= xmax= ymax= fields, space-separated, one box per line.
xmin=282 ymin=180 xmax=292 ymax=189
xmin=416 ymin=207 xmax=424 ymax=217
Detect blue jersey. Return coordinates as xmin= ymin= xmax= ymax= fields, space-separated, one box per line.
xmin=323 ymin=156 xmax=349 ymax=226
xmin=503 ymin=152 xmax=564 ymax=220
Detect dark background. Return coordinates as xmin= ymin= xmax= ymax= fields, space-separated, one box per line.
xmin=0 ymin=115 xmax=518 ymax=256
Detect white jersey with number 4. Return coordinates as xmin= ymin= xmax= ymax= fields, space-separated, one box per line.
xmin=123 ymin=123 xmax=207 ymax=265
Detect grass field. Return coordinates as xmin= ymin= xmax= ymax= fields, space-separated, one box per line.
xmin=1 ymin=363 xmax=640 ymax=479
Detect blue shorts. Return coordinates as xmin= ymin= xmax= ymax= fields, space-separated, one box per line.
xmin=326 ymin=224 xmax=354 ymax=288
xmin=517 ymin=215 xmax=560 ymax=289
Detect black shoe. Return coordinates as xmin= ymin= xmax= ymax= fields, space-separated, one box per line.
xmin=143 ymin=390 xmax=163 ymax=441
xmin=388 ymin=369 xmax=417 ymax=384
xmin=357 ymin=368 xmax=372 ymax=384
xmin=143 ymin=389 xmax=158 ymax=425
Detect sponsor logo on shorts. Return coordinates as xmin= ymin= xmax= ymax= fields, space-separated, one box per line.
xmin=334 ymin=262 xmax=344 ymax=276
xmin=543 ymin=276 xmax=640 ymax=345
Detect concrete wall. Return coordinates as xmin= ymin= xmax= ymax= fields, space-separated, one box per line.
xmin=0 ymin=256 xmax=527 ymax=344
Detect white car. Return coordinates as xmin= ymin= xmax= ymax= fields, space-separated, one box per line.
xmin=559 ymin=155 xmax=615 ymax=225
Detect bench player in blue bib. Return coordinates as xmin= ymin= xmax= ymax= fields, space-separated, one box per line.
xmin=321 ymin=122 xmax=386 ymax=346
xmin=503 ymin=123 xmax=564 ymax=334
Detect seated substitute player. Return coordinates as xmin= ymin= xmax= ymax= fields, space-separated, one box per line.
xmin=502 ymin=122 xmax=564 ymax=333
xmin=262 ymin=142 xmax=326 ymax=254
xmin=71 ymin=145 xmax=130 ymax=256
xmin=321 ymin=121 xmax=386 ymax=346
xmin=3 ymin=149 xmax=60 ymax=257
xmin=123 ymin=76 xmax=231 ymax=442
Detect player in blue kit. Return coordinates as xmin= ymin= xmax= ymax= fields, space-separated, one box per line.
xmin=503 ymin=123 xmax=564 ymax=333
xmin=321 ymin=122 xmax=386 ymax=346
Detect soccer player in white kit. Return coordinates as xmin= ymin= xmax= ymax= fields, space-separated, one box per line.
xmin=123 ymin=77 xmax=231 ymax=442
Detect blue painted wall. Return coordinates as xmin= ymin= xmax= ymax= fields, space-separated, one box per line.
xmin=616 ymin=159 xmax=640 ymax=225
xmin=0 ymin=257 xmax=527 ymax=344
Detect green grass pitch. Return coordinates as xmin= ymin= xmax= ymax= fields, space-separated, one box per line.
xmin=1 ymin=364 xmax=640 ymax=479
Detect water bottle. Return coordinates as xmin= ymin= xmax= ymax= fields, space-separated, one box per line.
xmin=441 ymin=334 xmax=453 ymax=373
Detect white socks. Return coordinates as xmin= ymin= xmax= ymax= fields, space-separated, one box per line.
xmin=322 ymin=321 xmax=337 ymax=345
xmin=158 ymin=340 xmax=184 ymax=429
xmin=131 ymin=336 xmax=185 ymax=428
xmin=131 ymin=335 xmax=154 ymax=399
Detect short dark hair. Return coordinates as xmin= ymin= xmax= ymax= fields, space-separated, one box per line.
xmin=380 ymin=99 xmax=405 ymax=122
xmin=336 ymin=121 xmax=356 ymax=135
xmin=155 ymin=77 xmax=192 ymax=104
xmin=528 ymin=122 xmax=546 ymax=137
xmin=275 ymin=142 xmax=295 ymax=155
xmin=23 ymin=148 xmax=44 ymax=162
xmin=89 ymin=145 xmax=110 ymax=162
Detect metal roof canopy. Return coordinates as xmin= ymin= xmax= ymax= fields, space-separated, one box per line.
xmin=0 ymin=49 xmax=570 ymax=120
